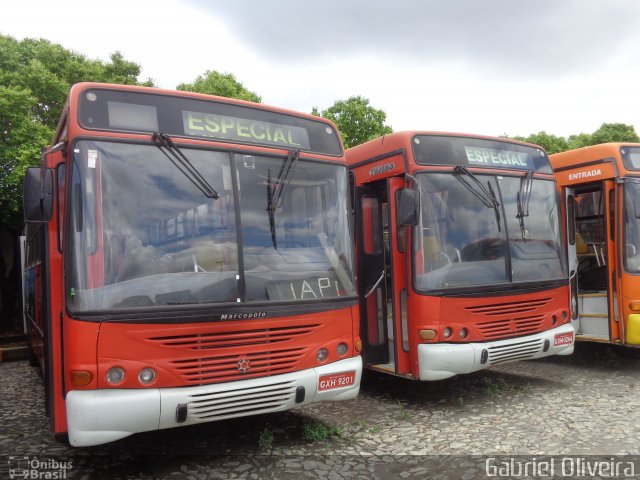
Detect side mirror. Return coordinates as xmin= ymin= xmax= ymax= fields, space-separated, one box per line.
xmin=23 ymin=167 xmax=54 ymax=222
xmin=398 ymin=188 xmax=420 ymax=226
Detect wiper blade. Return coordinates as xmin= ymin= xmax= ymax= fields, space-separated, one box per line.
xmin=273 ymin=149 xmax=300 ymax=208
xmin=265 ymin=149 xmax=301 ymax=249
xmin=516 ymin=170 xmax=534 ymax=240
xmin=152 ymin=132 xmax=219 ymax=199
xmin=454 ymin=166 xmax=501 ymax=232
xmin=266 ymin=168 xmax=277 ymax=249
xmin=487 ymin=181 xmax=501 ymax=232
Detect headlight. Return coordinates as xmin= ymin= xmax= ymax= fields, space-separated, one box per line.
xmin=316 ymin=348 xmax=329 ymax=362
xmin=138 ymin=367 xmax=156 ymax=385
xmin=106 ymin=367 xmax=125 ymax=385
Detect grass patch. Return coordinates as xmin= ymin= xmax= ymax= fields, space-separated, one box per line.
xmin=258 ymin=427 xmax=274 ymax=450
xmin=301 ymin=420 xmax=343 ymax=442
xmin=396 ymin=400 xmax=411 ymax=420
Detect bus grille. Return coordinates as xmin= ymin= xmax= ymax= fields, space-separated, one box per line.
xmin=465 ymin=298 xmax=551 ymax=340
xmin=169 ymin=347 xmax=307 ymax=385
xmin=147 ymin=324 xmax=321 ymax=350
xmin=476 ymin=315 xmax=546 ymax=339
xmin=487 ymin=338 xmax=543 ymax=365
xmin=465 ymin=298 xmax=551 ymax=316
xmin=188 ymin=380 xmax=297 ymax=421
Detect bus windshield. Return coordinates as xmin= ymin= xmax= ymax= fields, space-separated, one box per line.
xmin=414 ymin=172 xmax=565 ymax=291
xmin=67 ymin=140 xmax=355 ymax=312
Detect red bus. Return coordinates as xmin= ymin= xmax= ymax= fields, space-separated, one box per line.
xmin=347 ymin=132 xmax=574 ymax=380
xmin=22 ymin=83 xmax=361 ymax=446
xmin=550 ymin=143 xmax=640 ymax=346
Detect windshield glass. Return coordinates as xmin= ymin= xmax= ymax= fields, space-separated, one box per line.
xmin=414 ymin=173 xmax=565 ymax=291
xmin=624 ymin=182 xmax=640 ymax=273
xmin=497 ymin=175 xmax=565 ymax=282
xmin=67 ymin=140 xmax=355 ymax=312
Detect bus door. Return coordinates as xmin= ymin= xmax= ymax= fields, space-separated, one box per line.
xmin=566 ymin=188 xmax=579 ymax=332
xmin=573 ymin=181 xmax=620 ymax=340
xmin=355 ymin=182 xmax=390 ymax=365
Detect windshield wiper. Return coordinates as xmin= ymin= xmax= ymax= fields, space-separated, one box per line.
xmin=273 ymin=149 xmax=300 ymax=208
xmin=265 ymin=149 xmax=301 ymax=249
xmin=266 ymin=168 xmax=278 ymax=249
xmin=152 ymin=132 xmax=219 ymax=199
xmin=516 ymin=170 xmax=534 ymax=240
xmin=454 ymin=165 xmax=501 ymax=231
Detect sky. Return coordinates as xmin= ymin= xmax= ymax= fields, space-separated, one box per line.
xmin=2 ymin=0 xmax=639 ymax=138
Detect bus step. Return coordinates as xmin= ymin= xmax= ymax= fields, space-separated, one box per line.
xmin=0 ymin=344 xmax=28 ymax=362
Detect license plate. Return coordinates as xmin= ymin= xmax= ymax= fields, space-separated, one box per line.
xmin=318 ymin=371 xmax=356 ymax=391
xmin=554 ymin=331 xmax=574 ymax=346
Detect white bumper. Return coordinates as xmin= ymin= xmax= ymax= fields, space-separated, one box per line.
xmin=66 ymin=356 xmax=361 ymax=447
xmin=418 ymin=324 xmax=575 ymax=381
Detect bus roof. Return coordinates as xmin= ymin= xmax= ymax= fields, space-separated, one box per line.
xmin=549 ymin=142 xmax=640 ymax=172
xmin=53 ymin=82 xmax=344 ymax=157
xmin=346 ymin=130 xmax=546 ymax=166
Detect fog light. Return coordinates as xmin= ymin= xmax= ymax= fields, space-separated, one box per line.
xmin=71 ymin=370 xmax=93 ymax=386
xmin=106 ymin=367 xmax=125 ymax=385
xmin=443 ymin=327 xmax=452 ymax=338
xmin=138 ymin=367 xmax=156 ymax=385
xmin=630 ymin=302 xmax=640 ymax=312
xmin=317 ymin=348 xmax=329 ymax=362
xmin=419 ymin=329 xmax=437 ymax=340
xmin=480 ymin=349 xmax=489 ymax=364
xmin=543 ymin=339 xmax=550 ymax=352
xmin=336 ymin=343 xmax=348 ymax=356
xmin=459 ymin=328 xmax=468 ymax=339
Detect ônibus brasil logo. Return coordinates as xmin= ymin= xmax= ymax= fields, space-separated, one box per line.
xmin=236 ymin=357 xmax=251 ymax=373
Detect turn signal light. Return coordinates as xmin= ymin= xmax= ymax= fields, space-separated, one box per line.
xmin=419 ymin=329 xmax=437 ymax=340
xmin=630 ymin=302 xmax=640 ymax=312
xmin=355 ymin=338 xmax=363 ymax=353
xmin=70 ymin=370 xmax=93 ymax=386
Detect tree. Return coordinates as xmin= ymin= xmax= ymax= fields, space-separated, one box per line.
xmin=0 ymin=34 xmax=154 ymax=228
xmin=511 ymin=131 xmax=569 ymax=155
xmin=177 ymin=71 xmax=261 ymax=103
xmin=312 ymin=96 xmax=393 ymax=148
xmin=507 ymin=123 xmax=639 ymax=154
xmin=590 ymin=122 xmax=640 ymax=145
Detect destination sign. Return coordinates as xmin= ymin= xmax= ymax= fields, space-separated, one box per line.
xmin=465 ymin=147 xmax=532 ymax=169
xmin=77 ymin=87 xmax=342 ymax=155
xmin=412 ymin=134 xmax=552 ymax=173
xmin=183 ymin=111 xmax=311 ymax=150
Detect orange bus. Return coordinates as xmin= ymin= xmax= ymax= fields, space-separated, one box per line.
xmin=347 ymin=132 xmax=574 ymax=380
xmin=22 ymin=83 xmax=361 ymax=446
xmin=550 ymin=143 xmax=640 ymax=346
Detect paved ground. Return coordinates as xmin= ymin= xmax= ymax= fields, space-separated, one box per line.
xmin=1 ymin=342 xmax=640 ymax=479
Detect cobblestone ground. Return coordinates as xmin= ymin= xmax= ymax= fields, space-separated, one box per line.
xmin=1 ymin=343 xmax=640 ymax=479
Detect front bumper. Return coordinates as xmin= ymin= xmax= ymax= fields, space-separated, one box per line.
xmin=66 ymin=355 xmax=361 ymax=447
xmin=418 ymin=324 xmax=575 ymax=381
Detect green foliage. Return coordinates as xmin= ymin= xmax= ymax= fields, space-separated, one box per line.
xmin=177 ymin=70 xmax=261 ymax=103
xmin=312 ymin=96 xmax=393 ymax=149
xmin=590 ymin=122 xmax=640 ymax=144
xmin=258 ymin=427 xmax=274 ymax=450
xmin=509 ymin=123 xmax=640 ymax=155
xmin=510 ymin=131 xmax=569 ymax=155
xmin=301 ymin=420 xmax=343 ymax=442
xmin=0 ymin=34 xmax=154 ymax=228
